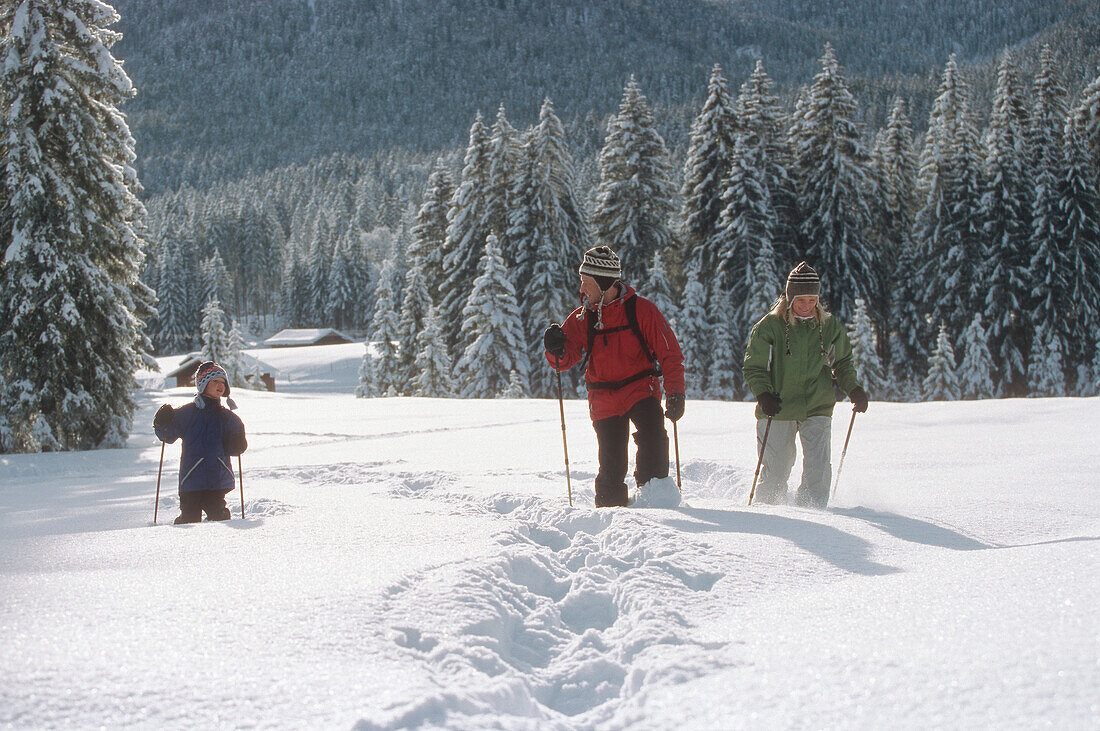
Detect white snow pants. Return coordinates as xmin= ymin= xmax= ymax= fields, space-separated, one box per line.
xmin=755 ymin=416 xmax=832 ymax=508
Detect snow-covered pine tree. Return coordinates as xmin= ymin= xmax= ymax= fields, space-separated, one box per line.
xmin=501 ymin=370 xmax=526 ymax=399
xmin=391 ymin=265 xmax=426 ymax=386
xmin=789 ymin=45 xmax=878 ymax=322
xmin=276 ymin=241 xmax=308 ymax=329
xmin=1025 ymin=47 xmax=1073 ymax=397
xmin=681 ymin=64 xmax=737 ymax=273
xmin=524 ymin=210 xmax=569 ymax=398
xmin=847 ymin=298 xmax=886 ymax=396
xmin=28 ymin=413 xmax=60 ymax=453
xmin=874 ymin=99 xmax=923 ymax=399
xmin=706 ymin=283 xmax=739 ymax=400
xmin=532 ymin=97 xmax=590 ymax=272
xmin=718 ymin=133 xmax=777 ymax=337
xmin=202 ymin=208 xmax=235 ymax=276
xmin=355 ymin=342 xmax=376 ymax=399
xmin=1030 ymin=45 xmax=1069 ymax=183
xmin=455 ymin=234 xmax=529 ymax=398
xmin=593 ymin=77 xmax=677 ymax=284
xmin=677 ymin=261 xmax=711 ymax=399
xmin=441 ymin=114 xmax=493 ymax=357
xmin=0 ymin=374 xmax=12 ymax=453
xmin=326 ymin=231 xmax=368 ymax=331
xmin=979 ymin=52 xmax=1031 ymax=397
xmin=516 ymin=98 xmax=591 ymax=397
xmin=413 ymin=305 xmax=453 ymax=397
xmin=645 ymin=250 xmax=677 ymax=330
xmin=238 ymin=202 xmax=278 ymax=324
xmin=305 ymin=213 xmax=333 ymax=327
xmin=922 ymin=323 xmax=960 ymax=401
xmin=200 ymin=299 xmax=231 ymax=366
xmin=201 ymin=248 xmax=233 ymax=308
xmin=1027 ymin=324 xmax=1066 ymax=397
xmin=223 ymin=320 xmax=249 ymax=388
xmin=410 ymin=158 xmax=454 ymax=309
xmin=874 ymin=99 xmax=919 ymax=261
xmin=735 ymin=59 xmax=796 ymax=271
xmin=509 ymin=136 xmax=543 ymax=301
xmin=1059 ymin=118 xmax=1100 ymax=393
xmin=155 ymin=234 xmax=196 ymax=354
xmin=1028 ymin=146 xmax=1071 ymax=396
xmin=367 ymin=260 xmax=402 ymax=396
xmin=958 ymin=313 xmax=995 ymax=400
xmin=486 ymin=105 xmax=521 ymax=266
xmin=913 ymin=55 xmax=984 ymax=348
xmin=1072 ymin=70 xmax=1100 ymax=180
xmin=1089 ymin=341 xmax=1100 ymax=398
xmin=0 ymin=0 xmax=154 ymax=451
xmin=745 ymin=223 xmax=780 ymax=334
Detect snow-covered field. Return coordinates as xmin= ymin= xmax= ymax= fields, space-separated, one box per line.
xmin=2 ymin=355 xmax=1098 ymax=728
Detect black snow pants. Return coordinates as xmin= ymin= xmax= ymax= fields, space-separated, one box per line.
xmin=591 ymin=397 xmax=669 ymax=507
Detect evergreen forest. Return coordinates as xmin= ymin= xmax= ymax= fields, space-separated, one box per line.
xmin=3 ymin=0 xmax=1100 ymax=451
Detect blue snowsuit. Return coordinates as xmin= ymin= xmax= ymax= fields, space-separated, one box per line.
xmin=155 ymin=396 xmax=247 ymax=494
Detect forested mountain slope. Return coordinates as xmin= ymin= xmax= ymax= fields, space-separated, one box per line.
xmin=113 ymin=0 xmax=1097 ymax=193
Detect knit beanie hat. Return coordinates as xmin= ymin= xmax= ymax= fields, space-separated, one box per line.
xmin=194 ymin=361 xmax=237 ymax=410
xmin=579 ymin=246 xmax=622 ymax=291
xmin=785 ymin=261 xmax=821 ymax=300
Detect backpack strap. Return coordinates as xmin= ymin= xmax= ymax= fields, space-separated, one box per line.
xmin=624 ymin=295 xmax=662 ymax=377
xmin=582 ymin=294 xmax=663 ymax=391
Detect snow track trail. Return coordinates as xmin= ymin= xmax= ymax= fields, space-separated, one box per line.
xmin=358 ymin=499 xmax=731 ymax=728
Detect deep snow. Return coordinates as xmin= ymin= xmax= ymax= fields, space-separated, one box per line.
xmin=2 ymin=357 xmax=1097 ymax=729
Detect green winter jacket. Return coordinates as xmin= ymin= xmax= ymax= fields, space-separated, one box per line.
xmin=742 ymin=311 xmax=862 ymax=421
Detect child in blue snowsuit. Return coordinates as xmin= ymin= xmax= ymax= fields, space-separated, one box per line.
xmin=154 ymin=362 xmax=248 ymax=524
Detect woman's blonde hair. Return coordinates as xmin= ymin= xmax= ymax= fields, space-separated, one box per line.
xmin=770 ymin=294 xmax=829 ymax=324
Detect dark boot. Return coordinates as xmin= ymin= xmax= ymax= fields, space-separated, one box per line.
xmin=594 ymin=480 xmax=629 ymax=507
xmin=174 ymin=492 xmax=202 ymax=524
xmin=201 ymin=490 xmax=232 ymax=521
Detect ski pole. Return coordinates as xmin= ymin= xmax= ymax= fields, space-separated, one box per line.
xmin=831 ymin=409 xmax=857 ymax=498
xmin=554 ymin=357 xmax=572 ymax=507
xmin=237 ymin=454 xmax=245 ymax=519
xmin=672 ymin=420 xmax=682 ymax=493
xmin=748 ymin=417 xmax=772 ymax=506
xmin=154 ymin=440 xmax=165 ymax=524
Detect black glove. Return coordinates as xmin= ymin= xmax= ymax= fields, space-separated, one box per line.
xmin=664 ymin=393 xmax=685 ymax=422
xmin=153 ymin=404 xmax=173 ymax=430
xmin=543 ymin=323 xmax=566 ymax=358
xmin=223 ymin=431 xmax=248 ymax=456
xmin=757 ymin=392 xmax=782 ymax=417
xmin=849 ymin=386 xmax=869 ymax=413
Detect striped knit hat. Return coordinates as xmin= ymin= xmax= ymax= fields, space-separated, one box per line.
xmin=194 ymin=361 xmax=237 ymax=410
xmin=785 ymin=261 xmax=821 ymax=300
xmin=579 ymin=246 xmax=622 ymax=284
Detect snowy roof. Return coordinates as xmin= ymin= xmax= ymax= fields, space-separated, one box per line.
xmin=263 ymin=328 xmax=356 ymax=347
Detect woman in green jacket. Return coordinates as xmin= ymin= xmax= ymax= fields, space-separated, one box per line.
xmin=742 ymin=262 xmax=868 ymax=508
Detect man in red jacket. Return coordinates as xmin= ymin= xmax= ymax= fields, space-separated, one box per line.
xmin=544 ymin=246 xmax=686 ymax=507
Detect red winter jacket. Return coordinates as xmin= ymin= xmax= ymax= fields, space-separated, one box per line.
xmin=547 ymin=284 xmax=685 ymax=421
